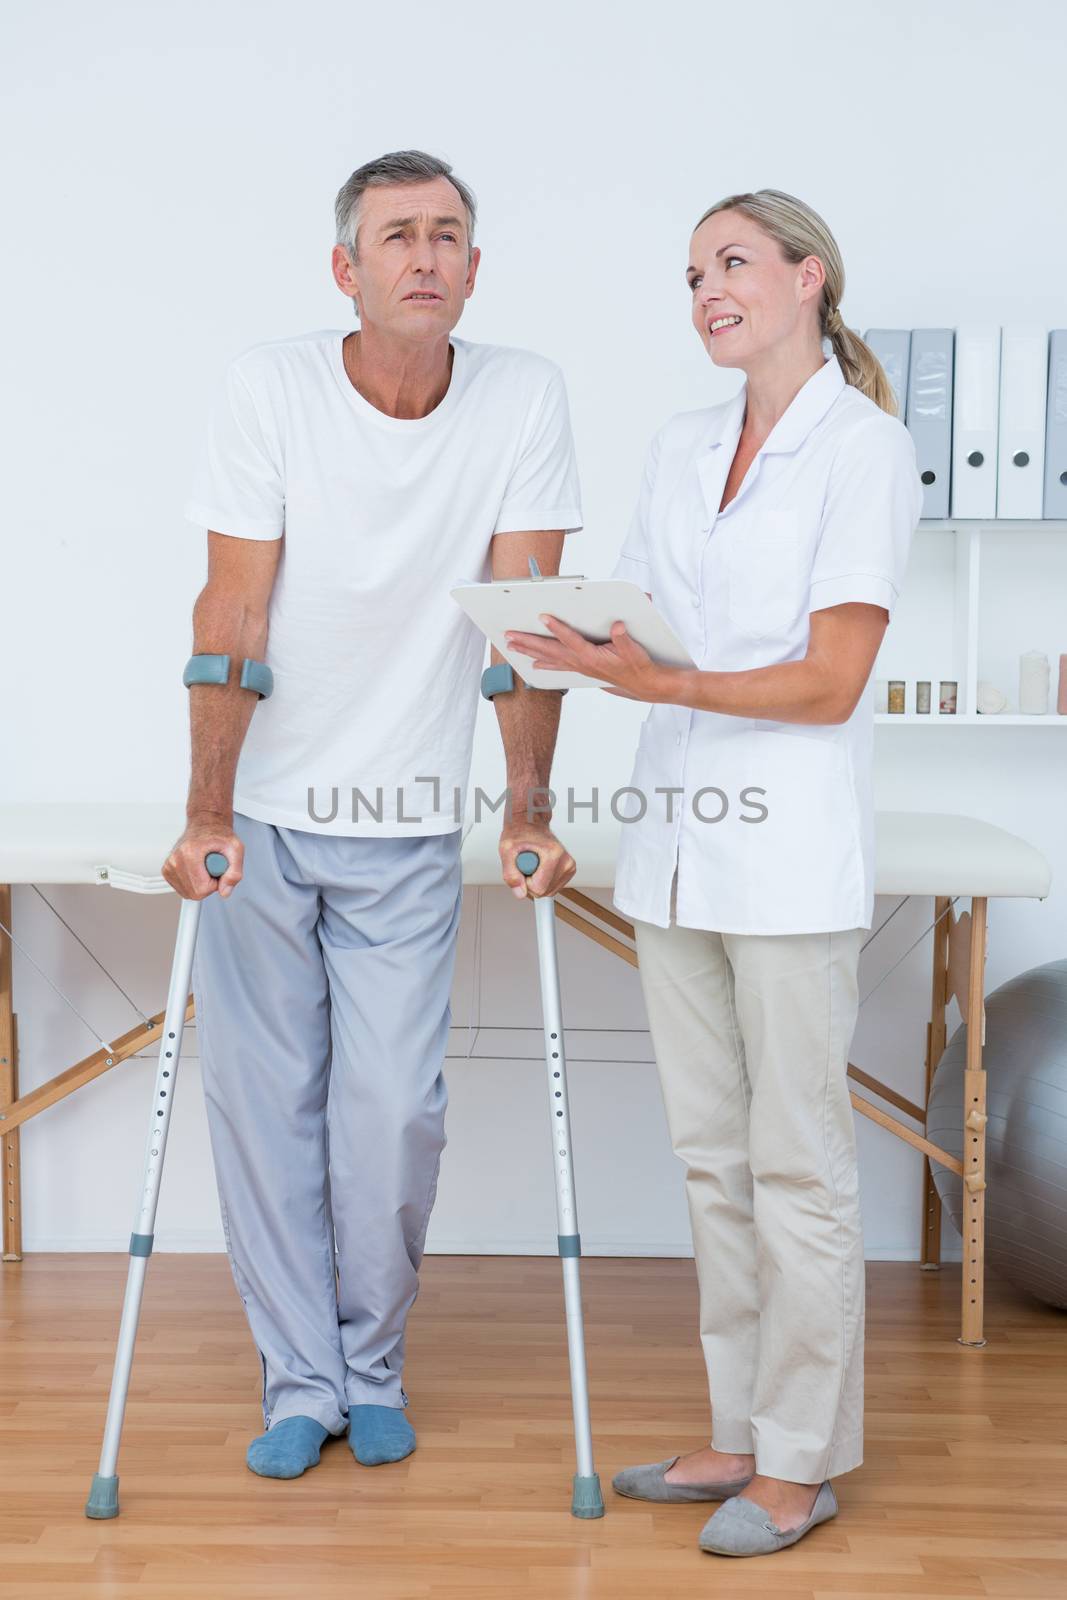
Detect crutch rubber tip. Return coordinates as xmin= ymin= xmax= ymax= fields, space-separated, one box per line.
xmin=85 ymin=1473 xmax=119 ymax=1519
xmin=571 ymin=1472 xmax=605 ymax=1519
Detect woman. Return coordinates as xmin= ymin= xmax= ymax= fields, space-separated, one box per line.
xmin=504 ymin=189 xmax=923 ymax=1558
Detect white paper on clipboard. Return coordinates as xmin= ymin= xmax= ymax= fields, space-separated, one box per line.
xmin=450 ymin=576 xmax=696 ymax=690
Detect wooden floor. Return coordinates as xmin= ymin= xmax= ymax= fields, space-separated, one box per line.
xmin=1 ymin=1254 xmax=1065 ymax=1598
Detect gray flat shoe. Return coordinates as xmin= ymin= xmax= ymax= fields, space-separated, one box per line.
xmin=698 ymin=1479 xmax=838 ymax=1556
xmin=612 ymin=1456 xmax=753 ymax=1504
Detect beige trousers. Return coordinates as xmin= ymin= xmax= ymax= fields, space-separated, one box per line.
xmin=631 ymin=873 xmax=866 ymax=1482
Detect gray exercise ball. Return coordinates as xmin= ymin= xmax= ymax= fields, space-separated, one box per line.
xmin=926 ymin=958 xmax=1067 ymax=1312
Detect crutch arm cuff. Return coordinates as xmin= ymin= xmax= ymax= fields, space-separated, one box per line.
xmin=183 ymin=652 xmax=229 ymax=688
xmin=183 ymin=654 xmax=273 ymax=699
xmin=239 ymin=658 xmax=274 ymax=699
xmin=481 ymin=661 xmax=568 ymax=700
xmin=481 ymin=661 xmax=515 ymax=700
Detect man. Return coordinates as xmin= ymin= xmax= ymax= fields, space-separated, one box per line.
xmin=163 ymin=149 xmax=580 ymax=1480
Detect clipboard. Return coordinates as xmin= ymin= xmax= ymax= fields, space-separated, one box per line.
xmin=450 ymin=570 xmax=695 ymax=690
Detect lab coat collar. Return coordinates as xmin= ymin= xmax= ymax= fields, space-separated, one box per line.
xmin=705 ymin=354 xmax=846 ymax=457
xmin=694 ymin=355 xmax=845 ymax=526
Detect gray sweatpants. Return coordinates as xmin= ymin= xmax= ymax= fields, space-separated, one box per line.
xmin=190 ymin=811 xmax=464 ymax=1435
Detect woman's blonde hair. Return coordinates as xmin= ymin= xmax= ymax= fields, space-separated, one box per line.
xmin=695 ymin=189 xmax=897 ymax=416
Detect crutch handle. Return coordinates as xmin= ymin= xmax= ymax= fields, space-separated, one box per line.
xmin=204 ymin=851 xmax=229 ymax=878
xmin=516 ymin=850 xmax=540 ymax=876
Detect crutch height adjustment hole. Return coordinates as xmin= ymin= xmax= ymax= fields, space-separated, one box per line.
xmin=556 ymin=1111 xmax=563 ymax=1117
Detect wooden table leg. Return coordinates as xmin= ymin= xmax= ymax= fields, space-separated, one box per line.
xmin=921 ymin=894 xmax=950 ymax=1271
xmin=959 ymin=895 xmax=988 ymax=1347
xmin=0 ymin=884 xmax=23 ymax=1263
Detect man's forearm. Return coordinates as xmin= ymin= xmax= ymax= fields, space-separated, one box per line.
xmin=489 ymin=646 xmax=563 ymax=824
xmin=186 ymin=595 xmax=269 ymax=823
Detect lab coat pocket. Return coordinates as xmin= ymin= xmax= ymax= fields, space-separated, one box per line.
xmin=726 ymin=509 xmax=805 ymax=638
xmin=736 ymin=727 xmax=864 ymax=928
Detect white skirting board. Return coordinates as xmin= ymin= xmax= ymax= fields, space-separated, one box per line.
xmin=20 ymin=1234 xmax=964 ymax=1261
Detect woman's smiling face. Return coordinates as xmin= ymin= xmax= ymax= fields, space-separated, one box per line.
xmin=687 ymin=210 xmax=825 ymax=366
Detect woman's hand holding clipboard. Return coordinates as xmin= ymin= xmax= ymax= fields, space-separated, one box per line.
xmin=450 ymin=574 xmax=695 ymax=700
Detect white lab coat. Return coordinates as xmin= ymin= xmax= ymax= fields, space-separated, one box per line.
xmin=609 ymin=354 xmax=923 ymax=934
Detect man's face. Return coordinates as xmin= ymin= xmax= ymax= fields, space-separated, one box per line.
xmin=333 ymin=176 xmax=480 ymax=341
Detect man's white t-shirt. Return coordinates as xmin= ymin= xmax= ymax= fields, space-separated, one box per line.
xmin=184 ymin=330 xmax=583 ymax=835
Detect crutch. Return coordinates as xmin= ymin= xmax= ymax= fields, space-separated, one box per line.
xmin=85 ymin=851 xmax=229 ymax=1519
xmin=515 ymin=849 xmax=604 ymax=1519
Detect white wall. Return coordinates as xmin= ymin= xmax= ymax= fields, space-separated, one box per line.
xmin=4 ymin=0 xmax=1066 ymax=1259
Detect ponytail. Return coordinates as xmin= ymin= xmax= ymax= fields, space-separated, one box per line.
xmin=826 ymin=311 xmax=899 ymax=416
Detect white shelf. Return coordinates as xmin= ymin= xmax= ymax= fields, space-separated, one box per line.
xmin=875 ymin=521 xmax=1067 ymax=724
xmin=918 ymin=519 xmax=1067 ymax=531
xmin=876 ymin=713 xmax=1067 ymax=726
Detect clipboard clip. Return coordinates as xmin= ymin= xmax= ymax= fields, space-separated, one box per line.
xmin=490 ymin=558 xmax=587 ymax=585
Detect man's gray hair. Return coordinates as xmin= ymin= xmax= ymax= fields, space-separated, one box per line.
xmin=334 ymin=149 xmax=478 ymax=261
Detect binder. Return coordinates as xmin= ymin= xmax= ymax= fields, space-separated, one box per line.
xmin=906 ymin=329 xmax=954 ymax=520
xmin=864 ymin=329 xmax=911 ymax=421
xmin=1043 ymin=330 xmax=1067 ymax=518
xmin=951 ymin=325 xmax=1000 ymax=519
xmin=997 ymin=326 xmax=1048 ymax=519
